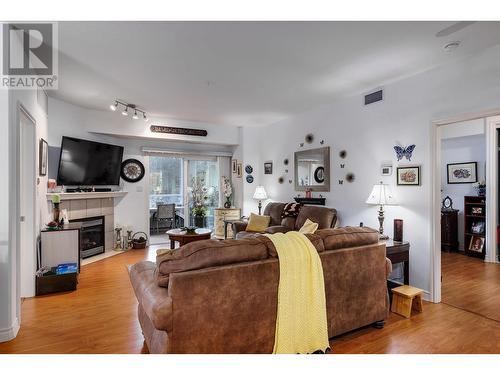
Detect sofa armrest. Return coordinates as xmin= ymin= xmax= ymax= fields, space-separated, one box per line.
xmin=232 ymin=221 xmax=248 ymax=236
xmin=129 ymin=261 xmax=173 ymax=332
xmin=265 ymin=225 xmax=291 ymax=234
xmin=385 ymin=257 xmax=392 ymax=279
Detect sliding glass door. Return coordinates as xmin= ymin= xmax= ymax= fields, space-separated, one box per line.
xmin=184 ymin=158 xmax=220 ymax=229
xmin=149 ymin=155 xmax=220 ymax=235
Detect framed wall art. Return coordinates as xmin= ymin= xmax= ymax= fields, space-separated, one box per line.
xmin=447 ymin=162 xmax=477 ymax=184
xmin=232 ymin=159 xmax=237 ymax=174
xmin=236 ymin=162 xmax=243 ymax=178
xmin=39 ymin=138 xmax=48 ymax=176
xmin=396 ymin=166 xmax=420 ymax=186
xmin=264 ymin=161 xmax=273 ymax=175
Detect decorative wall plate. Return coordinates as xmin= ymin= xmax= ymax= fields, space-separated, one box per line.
xmin=121 ymin=158 xmax=145 ymax=183
xmin=314 ymin=166 xmax=325 ymax=183
xmin=245 ymin=165 xmax=253 ymax=174
xmin=305 ymin=134 xmax=314 ymax=144
xmin=283 ymin=158 xmax=289 ymax=166
xmin=246 ymin=175 xmax=254 ymax=183
xmin=339 ymin=150 xmax=347 ymax=159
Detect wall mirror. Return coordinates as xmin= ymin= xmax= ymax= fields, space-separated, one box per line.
xmin=294 ymin=146 xmax=330 ymax=192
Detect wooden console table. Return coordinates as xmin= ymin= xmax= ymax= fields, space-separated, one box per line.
xmin=383 ymin=239 xmax=410 ymax=285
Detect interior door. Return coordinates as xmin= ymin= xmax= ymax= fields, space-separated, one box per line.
xmin=184 ymin=158 xmax=220 ymax=229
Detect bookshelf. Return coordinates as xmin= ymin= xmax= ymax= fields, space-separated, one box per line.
xmin=464 ymin=195 xmax=486 ymax=259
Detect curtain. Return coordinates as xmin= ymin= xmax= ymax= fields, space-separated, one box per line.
xmin=217 ymin=156 xmax=231 ymax=207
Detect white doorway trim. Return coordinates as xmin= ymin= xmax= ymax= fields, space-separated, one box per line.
xmin=485 ymin=116 xmax=500 ymax=263
xmin=430 ymin=108 xmax=500 ymax=303
xmin=17 ymin=104 xmax=37 ymax=298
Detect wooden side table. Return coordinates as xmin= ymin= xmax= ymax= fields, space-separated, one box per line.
xmin=166 ymin=228 xmax=212 ymax=249
xmin=383 ymin=239 xmax=410 ymax=285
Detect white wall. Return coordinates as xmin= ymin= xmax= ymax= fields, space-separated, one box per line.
xmin=244 ymin=43 xmax=500 ymax=299
xmin=441 ymin=134 xmax=486 ymax=250
xmin=0 ymin=85 xmax=14 ymax=342
xmin=47 ymin=97 xmax=240 ymax=235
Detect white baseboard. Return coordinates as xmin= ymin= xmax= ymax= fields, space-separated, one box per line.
xmin=0 ymin=318 xmax=20 ymax=342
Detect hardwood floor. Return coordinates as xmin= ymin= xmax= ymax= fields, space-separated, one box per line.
xmin=441 ymin=251 xmax=500 ymax=322
xmin=0 ymin=246 xmax=499 ymax=354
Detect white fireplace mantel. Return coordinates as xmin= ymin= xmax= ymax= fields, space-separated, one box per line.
xmin=46 ymin=191 xmax=128 ymax=201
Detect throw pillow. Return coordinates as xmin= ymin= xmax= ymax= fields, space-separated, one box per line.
xmin=281 ymin=202 xmax=303 ymax=218
xmin=246 ymin=213 xmax=271 ymax=232
xmin=299 ymin=218 xmax=319 ymax=234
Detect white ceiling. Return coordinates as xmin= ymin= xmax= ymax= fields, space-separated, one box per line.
xmin=51 ymin=21 xmax=500 ymax=127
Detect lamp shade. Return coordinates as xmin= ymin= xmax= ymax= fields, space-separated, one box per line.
xmin=253 ymin=186 xmax=268 ymax=200
xmin=366 ymin=182 xmax=397 ymax=206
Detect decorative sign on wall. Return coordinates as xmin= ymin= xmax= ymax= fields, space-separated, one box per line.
xmin=150 ymin=125 xmax=208 ymax=137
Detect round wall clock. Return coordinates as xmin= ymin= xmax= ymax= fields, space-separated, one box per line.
xmin=121 ymin=158 xmax=145 ymax=183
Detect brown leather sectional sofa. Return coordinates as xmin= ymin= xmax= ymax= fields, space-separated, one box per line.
xmin=129 ymin=226 xmax=391 ymax=354
xmin=232 ymin=202 xmax=338 ymax=238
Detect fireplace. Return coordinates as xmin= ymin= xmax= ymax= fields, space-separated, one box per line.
xmin=71 ymin=216 xmax=105 ymax=258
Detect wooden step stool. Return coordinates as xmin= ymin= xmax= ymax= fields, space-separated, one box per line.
xmin=391 ymin=285 xmax=423 ymax=318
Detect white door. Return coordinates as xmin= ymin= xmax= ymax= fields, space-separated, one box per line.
xmin=19 ymin=109 xmax=36 ymax=297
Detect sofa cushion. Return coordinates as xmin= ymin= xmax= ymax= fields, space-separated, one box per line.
xmin=295 ymin=206 xmax=337 ymax=230
xmin=263 ymin=202 xmax=286 ymax=226
xmin=299 ymin=218 xmax=319 ymax=234
xmin=280 ymin=216 xmax=296 ymax=229
xmin=257 ymin=233 xmax=325 ymax=257
xmin=156 ymin=238 xmax=268 ymax=287
xmin=317 ymin=226 xmax=379 ymax=250
xmin=246 ymin=213 xmax=271 ymax=232
xmin=281 ymin=202 xmax=302 ymax=218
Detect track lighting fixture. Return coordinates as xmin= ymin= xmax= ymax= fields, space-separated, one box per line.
xmin=110 ymin=100 xmax=148 ymax=121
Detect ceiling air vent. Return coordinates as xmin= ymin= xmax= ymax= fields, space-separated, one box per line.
xmin=364 ymin=89 xmax=383 ymax=105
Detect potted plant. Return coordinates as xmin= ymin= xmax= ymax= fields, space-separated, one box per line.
xmin=189 ymin=175 xmax=213 ymax=228
xmin=222 ymin=176 xmax=232 ymax=208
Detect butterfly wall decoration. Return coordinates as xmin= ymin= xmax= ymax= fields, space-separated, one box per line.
xmin=394 ymin=144 xmax=416 ymax=161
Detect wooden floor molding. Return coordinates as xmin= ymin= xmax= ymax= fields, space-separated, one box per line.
xmin=1 ymin=246 xmax=499 ymax=354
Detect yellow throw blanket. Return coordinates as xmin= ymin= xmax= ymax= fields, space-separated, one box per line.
xmin=265 ymin=231 xmax=330 ymax=354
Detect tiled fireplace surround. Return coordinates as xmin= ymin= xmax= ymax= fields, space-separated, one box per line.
xmin=56 ymin=197 xmax=115 ymax=251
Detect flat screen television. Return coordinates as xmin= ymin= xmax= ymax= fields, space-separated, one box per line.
xmin=57 ymin=136 xmax=124 ymax=186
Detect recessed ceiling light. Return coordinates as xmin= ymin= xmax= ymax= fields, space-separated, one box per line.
xmin=443 ymin=41 xmax=461 ymax=52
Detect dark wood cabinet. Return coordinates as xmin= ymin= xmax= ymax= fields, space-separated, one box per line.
xmin=441 ymin=209 xmax=459 ymax=252
xmin=464 ymin=195 xmax=486 ymax=259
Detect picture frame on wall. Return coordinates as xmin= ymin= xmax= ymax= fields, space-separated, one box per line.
xmin=232 ymin=159 xmax=237 ymax=173
xmin=39 ymin=138 xmax=48 ymax=176
xmin=469 ymin=236 xmax=484 ymax=253
xmin=396 ymin=166 xmax=420 ymax=186
xmin=381 ymin=165 xmax=392 ymax=176
xmin=264 ymin=161 xmax=273 ymax=175
xmin=447 ymin=162 xmax=477 ymax=184
xmin=236 ymin=162 xmax=243 ymax=178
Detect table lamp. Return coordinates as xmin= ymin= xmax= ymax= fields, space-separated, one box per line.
xmin=366 ymin=181 xmax=397 ymax=239
xmin=253 ymin=186 xmax=268 ymax=215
